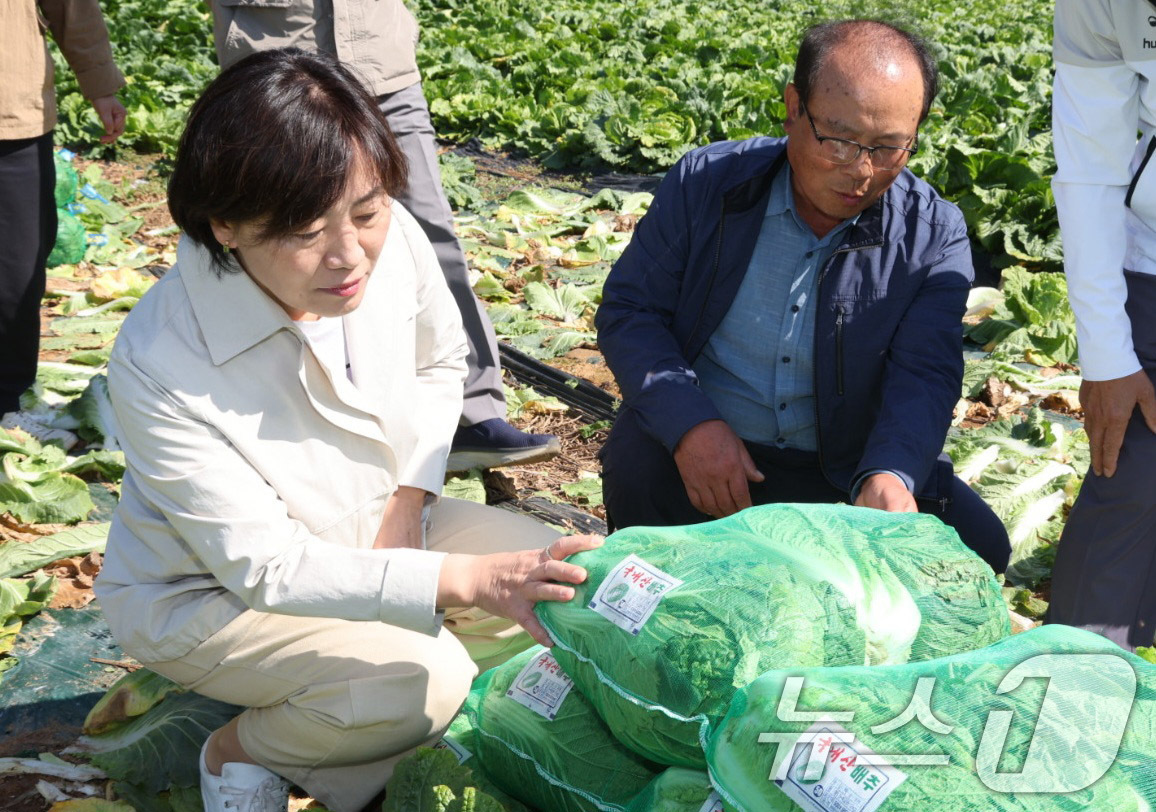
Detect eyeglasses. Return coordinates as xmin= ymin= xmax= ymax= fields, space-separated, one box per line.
xmin=802 ymin=104 xmax=918 ymax=170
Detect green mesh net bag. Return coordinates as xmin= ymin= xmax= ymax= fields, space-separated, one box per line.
xmin=48 ymin=150 xmax=85 ymax=267
xmin=707 ymin=625 xmax=1156 ymax=811
xmin=461 ymin=645 xmax=662 ymax=812
xmin=534 ymin=503 xmax=1009 ymax=768
xmin=624 ymin=767 xmax=732 ymax=812
xmin=48 ymin=208 xmax=86 ymax=267
xmin=53 ymin=150 xmax=79 ymax=208
xmin=422 ymin=715 xmax=533 ymax=812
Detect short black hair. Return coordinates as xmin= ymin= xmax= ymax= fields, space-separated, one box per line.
xmin=793 ymin=19 xmax=939 ymax=123
xmin=167 ymin=48 xmax=408 ymax=274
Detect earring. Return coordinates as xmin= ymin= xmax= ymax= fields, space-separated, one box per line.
xmin=222 ymin=243 xmax=231 ymax=254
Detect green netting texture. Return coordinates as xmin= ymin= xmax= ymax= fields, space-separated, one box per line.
xmin=707 ymin=625 xmax=1156 ymax=811
xmin=48 ymin=208 xmax=87 ymax=267
xmin=462 ymin=645 xmax=662 ymax=812
xmin=624 ymin=767 xmax=729 ymax=812
xmin=438 ymin=714 xmax=533 ymax=812
xmin=53 ymin=151 xmax=79 ymax=208
xmin=535 ymin=503 xmax=1009 ymax=768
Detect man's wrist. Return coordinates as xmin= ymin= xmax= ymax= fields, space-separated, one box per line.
xmin=850 ymin=469 xmax=910 ymax=502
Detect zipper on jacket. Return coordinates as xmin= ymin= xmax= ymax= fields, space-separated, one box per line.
xmin=835 ymin=304 xmax=846 ymax=397
xmin=811 ymin=246 xmax=856 ymax=485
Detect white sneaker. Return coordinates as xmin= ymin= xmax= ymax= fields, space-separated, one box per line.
xmin=199 ymin=738 xmax=290 ymax=812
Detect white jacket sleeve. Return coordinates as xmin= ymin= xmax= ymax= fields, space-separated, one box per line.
xmin=108 ymin=351 xmax=447 ymax=635
xmin=1052 ymin=0 xmax=1143 ymax=380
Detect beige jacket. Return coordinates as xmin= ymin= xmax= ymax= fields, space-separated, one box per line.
xmin=94 ymin=203 xmax=469 ymax=663
xmin=210 ymin=0 xmax=420 ymax=97
xmin=1 ymin=0 xmax=126 ymax=140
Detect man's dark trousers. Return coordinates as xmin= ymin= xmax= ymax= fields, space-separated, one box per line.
xmin=1047 ymin=271 xmax=1156 ymax=650
xmin=602 ymin=409 xmax=1012 ymax=574
xmin=0 ymin=134 xmax=54 ymax=415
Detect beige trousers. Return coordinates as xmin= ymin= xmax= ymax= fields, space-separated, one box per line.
xmin=143 ymin=498 xmax=559 ymax=812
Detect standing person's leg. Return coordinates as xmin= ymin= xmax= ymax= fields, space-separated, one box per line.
xmin=0 ymin=134 xmax=54 ymax=415
xmin=1046 ymin=401 xmax=1156 ymax=649
xmin=1047 ymin=271 xmax=1156 ymax=651
xmin=377 ymin=83 xmax=559 ymax=470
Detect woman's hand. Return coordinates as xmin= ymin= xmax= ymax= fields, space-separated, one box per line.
xmin=438 ymin=534 xmax=603 ymax=647
xmin=373 ymin=486 xmax=428 ymax=549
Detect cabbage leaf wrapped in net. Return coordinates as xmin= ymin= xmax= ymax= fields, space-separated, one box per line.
xmin=624 ymin=767 xmax=730 ymax=812
xmin=535 ymin=504 xmax=1009 ymax=767
xmin=707 ymin=625 xmax=1156 ymax=810
xmin=460 ymin=645 xmax=662 ymax=812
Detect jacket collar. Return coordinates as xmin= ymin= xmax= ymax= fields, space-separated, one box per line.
xmin=720 ymin=137 xmax=886 ymax=248
xmin=177 ymin=236 xmax=299 ymax=366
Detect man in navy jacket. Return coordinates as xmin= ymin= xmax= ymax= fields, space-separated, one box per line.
xmin=596 ymin=19 xmax=1009 ymax=572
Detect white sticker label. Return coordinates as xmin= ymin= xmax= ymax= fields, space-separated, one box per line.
xmin=506 ymin=650 xmax=575 ymax=720
xmin=433 ymin=736 xmax=472 ymax=764
xmin=588 ymin=554 xmax=684 ymax=635
xmin=774 ymin=724 xmax=907 ymax=812
xmin=697 ymin=791 xmax=725 ymax=812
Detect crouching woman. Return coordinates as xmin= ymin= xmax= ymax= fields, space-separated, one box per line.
xmin=94 ymin=48 xmax=598 ymax=812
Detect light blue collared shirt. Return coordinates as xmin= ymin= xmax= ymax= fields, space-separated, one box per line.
xmin=692 ymin=165 xmax=857 ymax=449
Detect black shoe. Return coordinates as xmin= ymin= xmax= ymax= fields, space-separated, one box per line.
xmin=446 ymin=418 xmax=561 ymax=472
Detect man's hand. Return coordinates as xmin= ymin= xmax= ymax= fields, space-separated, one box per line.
xmin=672 ymin=420 xmax=764 ymax=518
xmin=854 ymin=472 xmax=917 ymax=513
xmin=372 ymin=486 xmax=428 ymax=549
xmin=1082 ymin=370 xmax=1156 ymax=477
xmin=90 ymin=95 xmax=126 ymax=144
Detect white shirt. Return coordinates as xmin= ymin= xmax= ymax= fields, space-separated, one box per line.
xmin=1053 ymin=0 xmax=1156 ymax=380
xmin=298 ymin=316 xmax=351 ymax=381
xmin=94 ymin=202 xmax=469 ymax=663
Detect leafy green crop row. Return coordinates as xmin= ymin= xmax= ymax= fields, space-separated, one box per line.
xmin=50 ymin=0 xmax=1057 ymax=271
xmin=415 ymin=0 xmax=1058 ymax=269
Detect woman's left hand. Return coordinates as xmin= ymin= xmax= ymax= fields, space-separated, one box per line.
xmin=439 ymin=534 xmax=603 ymax=647
xmin=373 ymin=486 xmax=428 ymax=549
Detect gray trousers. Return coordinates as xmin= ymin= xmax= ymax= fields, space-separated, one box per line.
xmin=378 ymin=83 xmax=504 ymax=425
xmin=1047 ymin=271 xmax=1156 ymax=651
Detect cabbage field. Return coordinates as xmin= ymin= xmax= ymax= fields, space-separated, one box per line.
xmin=2 ymin=0 xmax=1147 ymax=809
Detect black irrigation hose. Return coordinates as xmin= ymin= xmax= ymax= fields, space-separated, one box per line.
xmin=498 ymin=343 xmax=620 ymax=424
xmin=497 ymin=497 xmax=608 ymax=536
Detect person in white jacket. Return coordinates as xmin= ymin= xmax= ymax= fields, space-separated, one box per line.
xmin=207 ymin=0 xmax=561 ymax=472
xmin=94 ymin=49 xmax=599 ymax=812
xmin=1048 ymin=0 xmax=1156 ymax=650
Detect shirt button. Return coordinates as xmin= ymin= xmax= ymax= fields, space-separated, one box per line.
xmin=791 ymin=304 xmax=800 ymax=313
xmin=782 ymin=356 xmax=791 ymax=363
xmin=777 ymin=437 xmax=786 ymax=444
xmin=779 ymin=403 xmax=787 ymax=411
